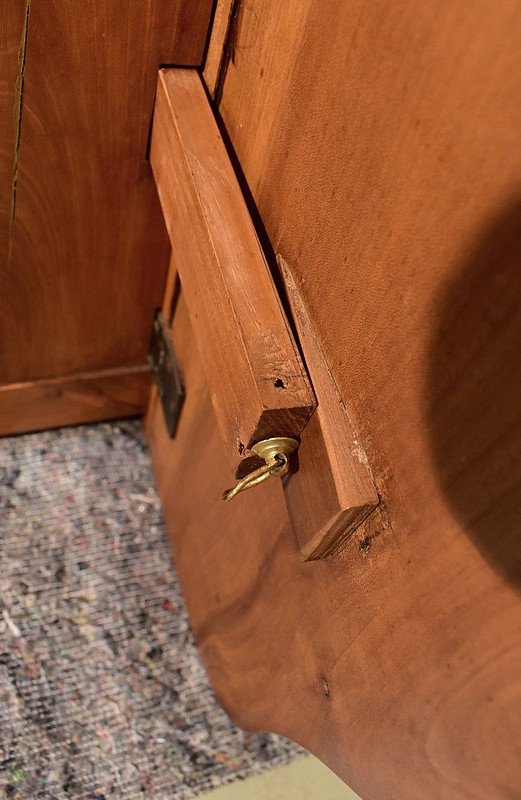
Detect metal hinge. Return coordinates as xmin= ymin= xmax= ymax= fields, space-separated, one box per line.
xmin=149 ymin=311 xmax=184 ymax=437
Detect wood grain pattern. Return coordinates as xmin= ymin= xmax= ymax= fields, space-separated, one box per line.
xmin=151 ymin=69 xmax=315 ymax=462
xmin=0 ymin=365 xmax=150 ymax=436
xmin=279 ymin=256 xmax=379 ymax=560
xmin=137 ymin=2 xmax=521 ymax=798
xmin=0 ymin=1 xmax=213 ymax=386
xmin=0 ymin=2 xmax=25 ymax=264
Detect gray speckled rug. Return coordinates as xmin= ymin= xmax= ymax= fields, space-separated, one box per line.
xmin=0 ymin=421 xmax=300 ymax=800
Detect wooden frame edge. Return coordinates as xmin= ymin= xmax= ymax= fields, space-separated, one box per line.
xmin=0 ymin=365 xmax=151 ymax=436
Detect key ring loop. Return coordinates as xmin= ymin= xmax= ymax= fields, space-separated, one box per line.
xmin=222 ymin=437 xmax=299 ymax=502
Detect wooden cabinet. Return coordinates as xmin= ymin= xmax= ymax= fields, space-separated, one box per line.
xmin=2 ymin=2 xmax=521 ymax=797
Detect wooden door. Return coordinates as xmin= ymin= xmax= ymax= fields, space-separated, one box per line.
xmin=145 ymin=2 xmax=521 ymax=799
xmin=0 ymin=1 xmax=213 ymax=435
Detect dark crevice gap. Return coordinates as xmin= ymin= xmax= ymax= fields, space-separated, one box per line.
xmin=200 ymin=0 xmax=220 ymax=73
xmin=213 ymin=0 xmax=243 ymax=107
xmin=9 ymin=0 xmax=31 ymax=255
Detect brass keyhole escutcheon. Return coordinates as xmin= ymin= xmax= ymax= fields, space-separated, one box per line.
xmin=222 ymin=437 xmax=299 ymax=502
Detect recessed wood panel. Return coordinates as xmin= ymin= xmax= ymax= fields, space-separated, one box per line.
xmin=0 ymin=1 xmax=213 ymax=386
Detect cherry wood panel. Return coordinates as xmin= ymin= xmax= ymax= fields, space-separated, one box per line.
xmin=151 ymin=69 xmax=315 ymax=462
xmin=144 ymin=1 xmax=521 ymax=797
xmin=0 ymin=366 xmax=150 ymax=436
xmin=0 ymin=1 xmax=213 ymax=387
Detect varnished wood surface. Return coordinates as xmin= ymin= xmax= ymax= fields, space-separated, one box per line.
xmin=0 ymin=365 xmax=150 ymax=436
xmin=151 ymin=69 xmax=315 ymax=462
xmin=146 ymin=2 xmax=521 ymax=798
xmin=0 ymin=1 xmax=213 ymax=386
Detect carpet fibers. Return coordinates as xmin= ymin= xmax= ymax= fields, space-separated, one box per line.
xmin=0 ymin=421 xmax=300 ymax=799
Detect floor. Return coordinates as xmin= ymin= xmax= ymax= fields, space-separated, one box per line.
xmin=0 ymin=421 xmax=301 ymax=799
xmin=202 ymin=756 xmax=360 ymax=799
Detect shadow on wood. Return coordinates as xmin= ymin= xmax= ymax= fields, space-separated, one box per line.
xmin=427 ymin=197 xmax=521 ymax=590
